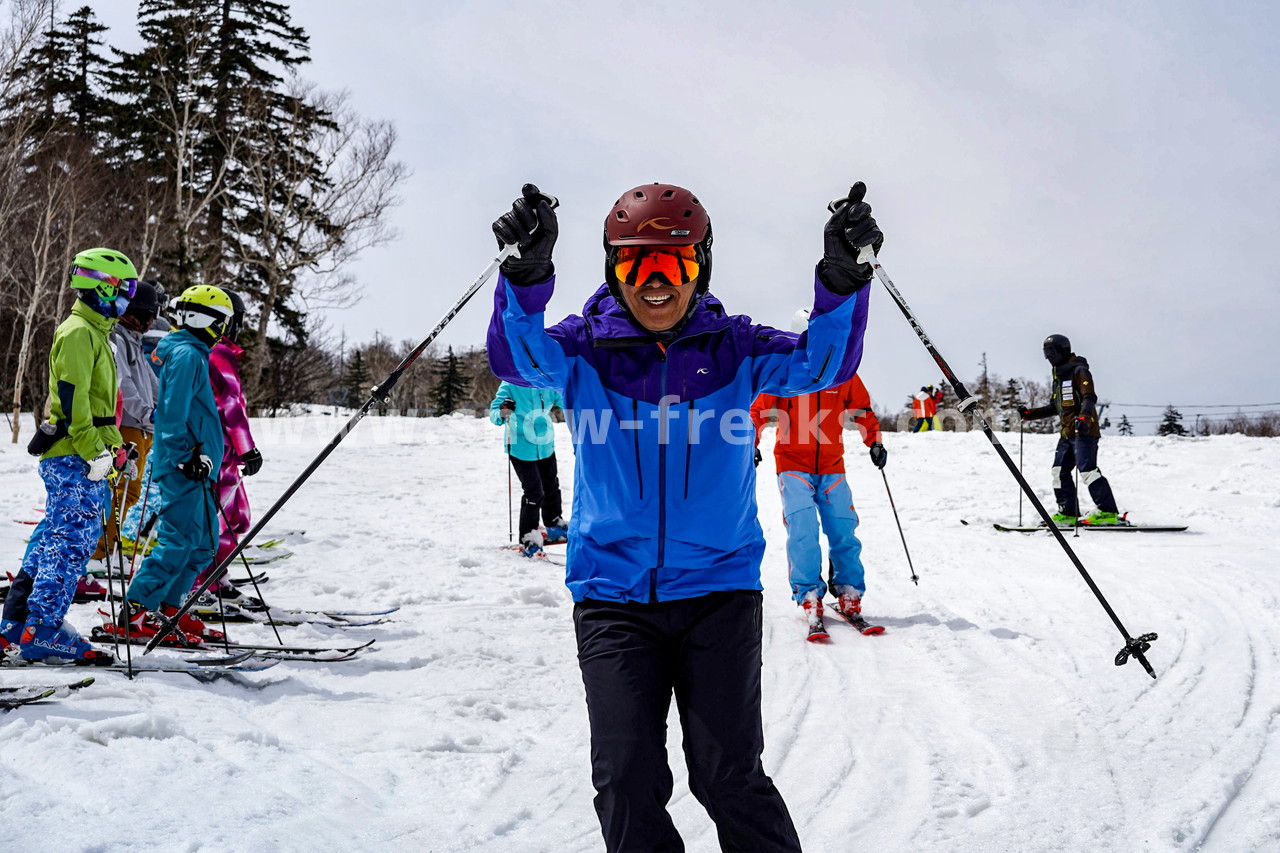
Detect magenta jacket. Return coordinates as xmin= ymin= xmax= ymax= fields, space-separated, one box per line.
xmin=209 ymin=340 xmax=255 ymax=466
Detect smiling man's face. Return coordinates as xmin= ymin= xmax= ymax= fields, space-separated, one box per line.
xmin=619 ymin=276 xmax=697 ymax=332
xmin=614 ymin=245 xmax=700 ymax=332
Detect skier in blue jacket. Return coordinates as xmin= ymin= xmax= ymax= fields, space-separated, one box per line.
xmin=109 ymin=285 xmax=234 ymax=646
xmin=488 ymin=181 xmax=880 ymax=852
xmin=489 ymin=381 xmax=567 ymax=557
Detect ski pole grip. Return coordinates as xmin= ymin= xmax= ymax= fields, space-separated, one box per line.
xmin=827 ymin=181 xmax=867 ymax=214
xmin=857 ymin=245 xmax=877 ymax=267
xmin=500 ymin=184 xmax=560 ymax=259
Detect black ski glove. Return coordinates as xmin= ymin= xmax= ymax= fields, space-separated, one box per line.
xmin=818 ymin=182 xmax=883 ymax=295
xmin=498 ymin=400 xmax=515 ymax=420
xmin=869 ymin=441 xmax=888 ymax=469
xmin=241 ymin=447 xmax=263 ymax=477
xmin=493 ymin=183 xmax=558 ymax=286
xmin=179 ymin=446 xmax=213 ymax=481
xmin=754 ymin=447 xmax=763 ymax=468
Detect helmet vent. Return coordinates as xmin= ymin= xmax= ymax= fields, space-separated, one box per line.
xmin=683 ymin=210 xmax=692 ymax=217
xmin=661 ymin=189 xmax=675 ymax=199
xmin=633 ymin=191 xmax=645 ymax=200
xmin=615 ymin=211 xmax=629 ymax=222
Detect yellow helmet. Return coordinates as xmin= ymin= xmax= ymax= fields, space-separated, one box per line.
xmin=174 ymin=285 xmax=234 ymax=343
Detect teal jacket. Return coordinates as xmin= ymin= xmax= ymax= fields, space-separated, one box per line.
xmin=150 ymin=329 xmax=224 ymax=484
xmin=489 ymin=381 xmax=563 ymax=462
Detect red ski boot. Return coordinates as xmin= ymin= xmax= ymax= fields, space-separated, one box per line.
xmin=98 ymin=603 xmax=203 ymax=648
xmin=163 ymin=605 xmax=225 ymax=643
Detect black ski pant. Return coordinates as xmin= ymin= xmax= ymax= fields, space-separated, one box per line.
xmin=1052 ymin=435 xmax=1118 ymax=515
xmin=509 ymin=454 xmax=562 ymax=539
xmin=573 ymin=590 xmax=802 ymax=853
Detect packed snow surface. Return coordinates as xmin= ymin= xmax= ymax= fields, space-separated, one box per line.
xmin=1 ymin=417 xmax=1277 ymax=852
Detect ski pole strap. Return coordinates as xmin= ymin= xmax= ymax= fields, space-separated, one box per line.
xmin=1115 ymin=632 xmax=1158 ymax=676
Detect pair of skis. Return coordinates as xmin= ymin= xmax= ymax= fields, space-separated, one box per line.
xmin=3 ymin=651 xmax=281 ymax=677
xmin=88 ymin=627 xmax=375 ymax=663
xmin=806 ymin=603 xmax=885 ymax=643
xmin=0 ymin=676 xmax=95 ymax=710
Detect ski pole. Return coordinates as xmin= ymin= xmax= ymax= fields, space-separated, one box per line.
xmin=879 ymin=468 xmax=918 ymax=585
xmin=100 ymin=468 xmax=126 ymax=675
xmin=832 ymin=190 xmax=1158 ymax=678
xmin=144 ymin=188 xmax=560 ymax=653
xmin=209 ymin=481 xmax=283 ymax=646
xmin=506 ymin=419 xmax=514 ymax=545
xmin=1018 ymin=420 xmax=1024 ymax=527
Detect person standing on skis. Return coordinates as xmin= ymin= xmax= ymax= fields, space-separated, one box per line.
xmin=90 ymin=280 xmax=161 ymax=567
xmin=191 ymin=290 xmax=266 ymax=613
xmin=910 ymin=384 xmax=943 ymax=431
xmin=1020 ymin=333 xmax=1122 ymax=525
xmin=751 ymin=307 xmax=886 ymax=638
xmin=489 ymin=381 xmax=567 ymax=557
xmin=0 ymin=248 xmax=139 ymax=664
xmin=110 ymin=285 xmax=233 ymax=646
xmin=487 ymin=181 xmax=880 ymax=852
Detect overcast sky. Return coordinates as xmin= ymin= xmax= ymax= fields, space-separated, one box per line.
xmin=93 ymin=1 xmax=1279 ymax=433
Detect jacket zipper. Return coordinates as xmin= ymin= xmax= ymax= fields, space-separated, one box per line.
xmin=652 ymin=345 xmax=669 ymax=603
xmin=632 ymin=399 xmax=644 ymax=499
xmin=683 ymin=399 xmax=695 ymax=499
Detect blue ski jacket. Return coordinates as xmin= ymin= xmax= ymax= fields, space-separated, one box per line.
xmin=489 ymin=381 xmax=563 ymax=462
xmin=149 ymin=329 xmax=224 ymax=487
xmin=488 ymin=272 xmax=869 ymax=603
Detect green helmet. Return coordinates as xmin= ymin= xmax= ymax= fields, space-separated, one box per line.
xmin=69 ymin=248 xmax=138 ymax=302
xmin=174 ymin=285 xmax=234 ymax=343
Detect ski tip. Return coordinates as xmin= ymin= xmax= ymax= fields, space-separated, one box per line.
xmin=806 ymin=632 xmax=830 ymax=643
xmin=861 ymin=626 xmax=886 ymax=635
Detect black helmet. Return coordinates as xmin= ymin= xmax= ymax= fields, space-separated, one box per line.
xmin=224 ymin=290 xmax=247 ymax=343
xmin=124 ymin=280 xmax=161 ymax=323
xmin=1043 ymin=334 xmax=1072 ymax=367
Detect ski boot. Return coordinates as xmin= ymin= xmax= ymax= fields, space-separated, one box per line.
xmin=801 ymin=592 xmax=829 ymax=642
xmin=163 ymin=605 xmax=225 ymax=643
xmin=98 ymin=603 xmax=202 ymax=648
xmin=213 ymin=582 xmax=268 ymax=612
xmin=519 ymin=530 xmax=546 ymax=559
xmin=192 ymin=593 xmax=252 ymax=623
xmin=73 ymin=575 xmax=109 ymax=603
xmin=543 ymin=517 xmax=569 ymax=545
xmin=1050 ymin=512 xmax=1079 ymax=526
xmin=832 ymin=592 xmax=863 ymax=618
xmin=1081 ymin=510 xmax=1124 ymax=526
xmin=19 ymin=621 xmax=116 ymax=665
xmin=0 ymin=618 xmax=24 ymax=660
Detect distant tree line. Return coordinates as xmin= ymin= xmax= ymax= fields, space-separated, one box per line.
xmin=0 ymin=0 xmax=405 ymax=439
xmin=874 ymin=356 xmax=1088 ymax=435
xmin=291 ymin=334 xmax=500 ymax=419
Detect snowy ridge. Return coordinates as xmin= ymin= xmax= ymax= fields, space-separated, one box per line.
xmin=0 ymin=419 xmax=1277 ymax=851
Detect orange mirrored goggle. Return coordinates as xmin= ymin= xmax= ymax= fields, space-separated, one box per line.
xmin=613 ymin=245 xmax=700 ymax=287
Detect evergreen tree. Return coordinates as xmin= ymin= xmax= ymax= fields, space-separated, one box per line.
xmin=1118 ymin=415 xmax=1133 ymax=436
xmin=997 ymin=377 xmax=1021 ymax=432
xmin=109 ymin=0 xmax=316 ymax=295
xmin=430 ymin=346 xmax=470 ymax=416
xmin=1157 ymin=405 xmax=1187 ymax=437
xmin=4 ymin=6 xmax=113 ymax=137
xmin=340 ymin=349 xmax=371 ymax=410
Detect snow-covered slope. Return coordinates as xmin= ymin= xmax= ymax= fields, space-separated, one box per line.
xmin=1 ymin=418 xmax=1276 ymax=852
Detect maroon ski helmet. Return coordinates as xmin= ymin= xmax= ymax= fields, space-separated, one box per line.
xmin=604 ymin=183 xmax=714 ymax=294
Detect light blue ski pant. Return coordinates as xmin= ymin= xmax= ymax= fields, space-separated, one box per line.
xmin=778 ymin=471 xmax=866 ymax=602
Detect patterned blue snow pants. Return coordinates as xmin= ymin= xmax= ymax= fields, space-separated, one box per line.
xmin=2 ymin=455 xmax=108 ymax=628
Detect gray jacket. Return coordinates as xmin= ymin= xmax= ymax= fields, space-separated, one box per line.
xmin=112 ymin=324 xmax=158 ymax=432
